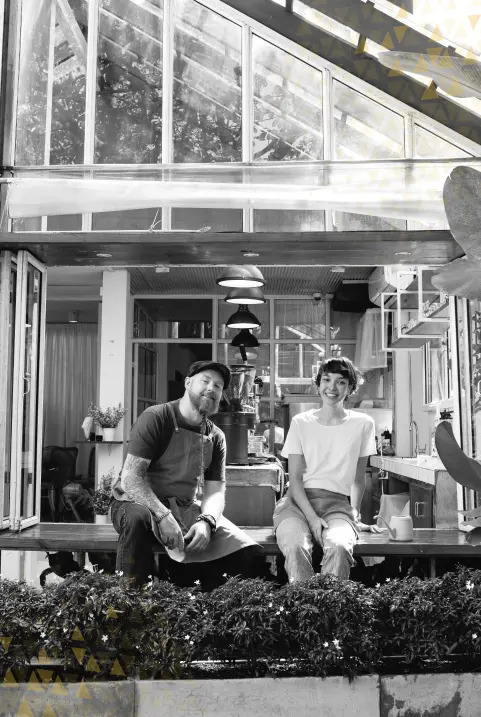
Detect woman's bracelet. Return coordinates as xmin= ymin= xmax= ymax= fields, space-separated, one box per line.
xmin=157 ymin=509 xmax=172 ymax=522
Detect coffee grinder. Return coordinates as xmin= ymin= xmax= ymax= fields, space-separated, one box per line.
xmin=211 ymin=364 xmax=258 ymax=465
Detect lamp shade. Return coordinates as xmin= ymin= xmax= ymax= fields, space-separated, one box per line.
xmin=225 ymin=287 xmax=266 ymax=304
xmin=230 ymin=329 xmax=260 ymax=348
xmin=68 ymin=311 xmax=79 ymax=323
xmin=216 ymin=265 xmax=265 ymax=288
xmin=226 ymin=305 xmax=261 ymax=329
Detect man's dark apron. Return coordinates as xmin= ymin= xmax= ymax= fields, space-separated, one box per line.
xmin=144 ymin=403 xmax=257 ymax=563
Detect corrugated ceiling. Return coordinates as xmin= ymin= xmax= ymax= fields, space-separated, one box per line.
xmin=129 ymin=265 xmax=374 ymax=295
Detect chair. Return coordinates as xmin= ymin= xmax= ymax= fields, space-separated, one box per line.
xmin=41 ymin=445 xmax=87 ymax=522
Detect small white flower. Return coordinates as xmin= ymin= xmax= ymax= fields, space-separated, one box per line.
xmin=57 ymin=611 xmax=62 ymax=616
xmin=385 ymin=578 xmax=391 ymax=582
xmin=279 ymin=606 xmax=284 ymax=612
xmin=466 ymin=580 xmax=474 ymax=591
xmin=40 ymin=632 xmax=46 ymax=638
xmin=89 ymin=613 xmax=94 ymax=618
xmin=268 ymin=602 xmax=273 ymax=608
xmin=222 ymin=573 xmax=228 ymax=578
xmin=63 ymin=628 xmax=68 ymax=633
xmin=194 ymin=580 xmax=200 ymax=586
xmin=323 ymin=641 xmax=329 ymax=648
xmin=375 ymin=583 xmax=381 ymax=588
xmin=184 ymin=635 xmax=190 ymax=641
xmin=203 ymin=610 xmax=208 ymax=615
xmin=333 ymin=639 xmax=340 ymax=649
xmin=115 ymin=570 xmax=124 ymax=577
xmin=102 ymin=635 xmax=108 ymax=643
xmin=189 ymin=640 xmax=194 ymax=645
xmin=473 ymin=633 xmax=478 ymax=640
xmin=275 ymin=611 xmax=280 ymax=616
xmin=190 ymin=595 xmax=196 ymax=601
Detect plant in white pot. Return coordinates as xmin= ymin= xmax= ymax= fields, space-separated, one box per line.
xmin=88 ymin=402 xmax=127 ymax=442
xmin=92 ymin=467 xmax=116 ymax=524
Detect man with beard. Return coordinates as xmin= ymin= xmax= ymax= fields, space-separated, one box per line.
xmin=110 ymin=361 xmax=258 ymax=587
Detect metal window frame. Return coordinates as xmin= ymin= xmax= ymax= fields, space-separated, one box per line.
xmin=9 ymin=250 xmax=47 ymax=531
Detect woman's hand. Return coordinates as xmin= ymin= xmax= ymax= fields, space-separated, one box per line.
xmin=357 ymin=521 xmax=383 ymax=533
xmin=308 ymin=516 xmax=328 ymax=544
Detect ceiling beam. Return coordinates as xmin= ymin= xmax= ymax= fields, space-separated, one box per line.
xmin=301 ymin=0 xmax=460 ymax=57
xmin=1 ymin=230 xmax=461 ymax=267
xmin=219 ymin=0 xmax=481 ymax=146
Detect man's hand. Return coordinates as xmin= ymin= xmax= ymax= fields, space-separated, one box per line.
xmin=157 ymin=513 xmax=184 ymax=551
xmin=308 ymin=516 xmax=328 ymax=544
xmin=183 ymin=521 xmax=211 ymax=553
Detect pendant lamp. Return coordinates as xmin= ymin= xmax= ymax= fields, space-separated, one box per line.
xmin=226 ymin=304 xmax=261 ymax=329
xmin=216 ymin=265 xmax=265 ymax=288
xmin=225 ymin=286 xmax=266 ymax=305
xmin=230 ymin=328 xmax=260 ymax=348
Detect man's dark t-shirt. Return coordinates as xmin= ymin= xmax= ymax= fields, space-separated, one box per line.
xmin=127 ymin=400 xmax=226 ymax=482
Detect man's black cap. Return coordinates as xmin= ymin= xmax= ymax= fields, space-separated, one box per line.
xmin=187 ymin=361 xmax=231 ymax=390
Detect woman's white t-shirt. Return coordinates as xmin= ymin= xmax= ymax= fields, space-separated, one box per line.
xmin=281 ymin=409 xmax=376 ymax=495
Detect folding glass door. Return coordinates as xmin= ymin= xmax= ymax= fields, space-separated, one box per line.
xmin=0 ymin=251 xmax=47 ymax=530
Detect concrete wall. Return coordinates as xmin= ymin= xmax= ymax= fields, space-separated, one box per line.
xmin=1 ymin=674 xmax=481 ymax=717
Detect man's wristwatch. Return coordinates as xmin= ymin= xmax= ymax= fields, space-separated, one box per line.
xmin=196 ymin=513 xmax=217 ymax=534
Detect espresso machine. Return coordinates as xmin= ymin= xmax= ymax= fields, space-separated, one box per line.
xmin=212 ymin=364 xmax=260 ymax=464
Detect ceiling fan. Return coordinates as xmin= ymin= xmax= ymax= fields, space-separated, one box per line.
xmin=431 ymin=165 xmax=481 ymax=299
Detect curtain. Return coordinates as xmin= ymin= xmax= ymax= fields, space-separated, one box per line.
xmin=355 ymin=309 xmax=388 ymax=371
xmin=43 ymin=324 xmax=98 ymax=447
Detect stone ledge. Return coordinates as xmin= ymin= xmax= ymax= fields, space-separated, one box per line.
xmin=2 ymin=673 xmax=481 ymax=717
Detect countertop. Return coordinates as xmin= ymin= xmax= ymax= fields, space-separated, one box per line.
xmin=370 ymin=455 xmax=448 ymax=486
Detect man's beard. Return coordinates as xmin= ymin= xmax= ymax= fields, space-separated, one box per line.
xmin=187 ymin=387 xmax=220 ymax=417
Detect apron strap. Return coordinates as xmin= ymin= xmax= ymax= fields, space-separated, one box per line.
xmin=167 ymin=402 xmax=180 ymax=432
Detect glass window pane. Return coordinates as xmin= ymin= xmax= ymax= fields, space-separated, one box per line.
xmin=253 ymin=36 xmax=323 ymax=161
xmin=95 ymin=0 xmax=163 ymax=163
xmin=415 ymin=126 xmax=470 ymax=159
xmin=171 ymin=208 xmax=242 ymax=231
xmin=217 ymin=343 xmax=271 ymax=397
xmin=92 ymin=208 xmax=161 ymax=230
xmin=135 ymin=298 xmax=213 ymax=339
xmin=254 ymin=210 xmax=325 ymax=231
xmin=329 ymin=343 xmax=355 ymax=361
xmin=16 ymin=0 xmax=87 ymax=165
xmin=173 ymin=0 xmax=242 ymax=162
xmin=330 ymin=311 xmax=359 ymax=341
xmin=333 ymin=81 xmax=404 ymax=160
xmin=333 ymin=212 xmax=406 ymax=232
xmin=274 ymin=299 xmax=326 ymax=341
xmin=218 ymin=301 xmax=269 ymax=340
xmin=47 ymin=215 xmax=83 ymax=231
xmin=275 ymin=342 xmax=323 ymax=395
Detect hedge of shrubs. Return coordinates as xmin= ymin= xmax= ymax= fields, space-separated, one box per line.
xmin=1 ymin=566 xmax=481 ymax=682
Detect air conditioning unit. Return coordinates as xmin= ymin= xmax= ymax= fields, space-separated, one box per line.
xmin=368 ymin=265 xmax=416 ymax=306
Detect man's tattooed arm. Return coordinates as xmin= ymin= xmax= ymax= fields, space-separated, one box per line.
xmin=121 ymin=454 xmax=170 ymax=518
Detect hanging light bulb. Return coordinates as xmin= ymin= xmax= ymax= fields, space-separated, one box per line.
xmin=226 ymin=305 xmax=261 ymax=329
xmin=224 ymin=287 xmax=266 ymax=305
xmin=216 ymin=265 xmax=265 ymax=288
xmin=68 ymin=311 xmax=79 ymax=323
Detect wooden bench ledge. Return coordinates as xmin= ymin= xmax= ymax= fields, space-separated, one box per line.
xmin=0 ymin=524 xmax=478 ymax=558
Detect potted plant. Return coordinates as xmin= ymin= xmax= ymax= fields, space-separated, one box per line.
xmin=88 ymin=402 xmax=127 ymax=441
xmin=92 ymin=467 xmax=116 ymax=524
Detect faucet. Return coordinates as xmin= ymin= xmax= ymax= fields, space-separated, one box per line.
xmin=409 ymin=419 xmax=419 ymax=457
